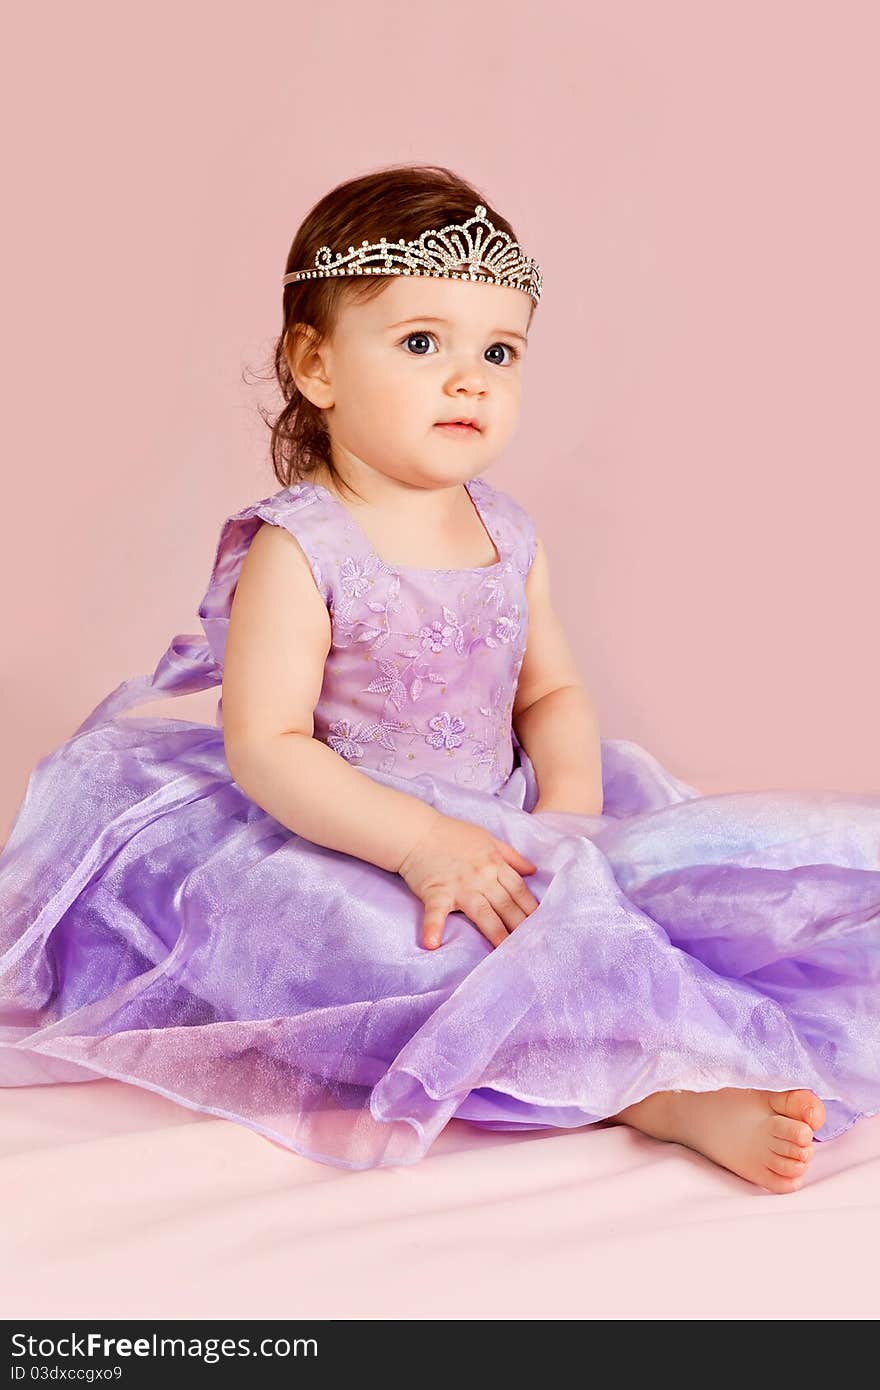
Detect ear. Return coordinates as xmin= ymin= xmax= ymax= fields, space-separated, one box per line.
xmin=286 ymin=322 xmax=333 ymax=410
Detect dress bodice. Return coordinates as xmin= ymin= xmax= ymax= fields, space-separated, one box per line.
xmin=199 ymin=476 xmax=538 ymax=794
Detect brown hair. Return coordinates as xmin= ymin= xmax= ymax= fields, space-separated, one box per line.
xmin=257 ymin=163 xmax=536 ymax=501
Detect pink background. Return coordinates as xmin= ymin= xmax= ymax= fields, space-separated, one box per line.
xmin=3 ymin=1 xmax=878 ymax=844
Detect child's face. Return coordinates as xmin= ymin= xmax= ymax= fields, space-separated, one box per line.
xmin=297 ymin=275 xmax=532 ymax=488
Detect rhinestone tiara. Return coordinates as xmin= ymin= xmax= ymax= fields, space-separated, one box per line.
xmin=281 ymin=203 xmax=542 ymax=304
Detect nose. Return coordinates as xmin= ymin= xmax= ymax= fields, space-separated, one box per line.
xmin=447 ymin=367 xmax=488 ymax=396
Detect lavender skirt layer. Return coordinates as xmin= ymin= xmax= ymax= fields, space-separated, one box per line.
xmin=1 ymin=717 xmax=878 ymax=1169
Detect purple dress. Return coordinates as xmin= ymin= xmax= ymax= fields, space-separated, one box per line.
xmin=1 ymin=476 xmax=878 ymax=1170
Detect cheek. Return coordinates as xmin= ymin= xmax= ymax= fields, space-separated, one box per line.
xmin=364 ymin=353 xmax=421 ymax=405
xmin=382 ymin=362 xmax=436 ymax=415
xmin=338 ymin=357 xmax=392 ymax=418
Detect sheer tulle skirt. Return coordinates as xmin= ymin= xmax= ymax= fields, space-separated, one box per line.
xmin=1 ymin=716 xmax=878 ymax=1169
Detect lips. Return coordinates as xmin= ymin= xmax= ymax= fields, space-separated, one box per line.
xmin=435 ymin=421 xmax=481 ymax=433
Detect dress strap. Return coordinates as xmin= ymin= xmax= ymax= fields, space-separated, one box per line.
xmin=470 ymin=477 xmax=538 ymax=580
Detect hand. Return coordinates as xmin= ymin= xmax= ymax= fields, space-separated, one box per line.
xmin=396 ymin=811 xmax=540 ymax=951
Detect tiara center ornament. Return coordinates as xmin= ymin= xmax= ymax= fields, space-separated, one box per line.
xmin=281 ymin=204 xmax=543 ymax=305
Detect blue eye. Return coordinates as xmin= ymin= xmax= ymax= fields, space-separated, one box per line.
xmin=400 ymin=331 xmax=520 ymax=365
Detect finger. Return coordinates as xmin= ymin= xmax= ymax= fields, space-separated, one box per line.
xmin=497 ymin=840 xmax=538 ymax=874
xmin=466 ymin=895 xmax=511 ymax=949
xmin=481 ymin=872 xmax=536 ymax=928
xmin=420 ymin=894 xmax=451 ymax=950
xmin=497 ymin=862 xmax=541 ymax=916
xmin=478 ymin=878 xmax=525 ymax=934
xmin=483 ymin=884 xmax=525 ymax=928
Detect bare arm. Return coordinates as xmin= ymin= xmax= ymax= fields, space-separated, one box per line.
xmin=512 ymin=536 xmax=604 ymax=815
xmin=221 ymin=522 xmax=439 ymax=873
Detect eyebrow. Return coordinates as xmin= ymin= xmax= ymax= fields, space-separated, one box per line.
xmin=387 ymin=315 xmax=529 ymax=345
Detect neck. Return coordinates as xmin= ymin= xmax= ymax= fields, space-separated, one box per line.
xmin=309 ymin=462 xmax=470 ymax=524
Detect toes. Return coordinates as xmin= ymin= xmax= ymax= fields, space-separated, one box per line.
xmin=809 ymin=1096 xmax=827 ymax=1130
xmin=769 ymin=1088 xmax=824 ymax=1129
xmin=770 ymin=1137 xmax=813 ymax=1163
xmin=761 ymin=1167 xmax=804 ymax=1195
xmin=765 ymin=1152 xmax=809 ymax=1178
xmin=770 ymin=1115 xmax=814 ymax=1147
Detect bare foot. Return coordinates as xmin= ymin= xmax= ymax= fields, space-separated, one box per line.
xmin=610 ymin=1086 xmax=826 ymax=1193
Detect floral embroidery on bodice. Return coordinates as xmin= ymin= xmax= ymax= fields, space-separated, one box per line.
xmin=199 ymin=476 xmax=538 ymax=795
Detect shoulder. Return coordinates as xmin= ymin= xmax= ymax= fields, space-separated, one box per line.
xmin=230 ymin=517 xmax=331 ymax=656
xmin=216 ymin=480 xmax=337 ymax=600
xmin=243 ymin=511 xmax=320 ymax=586
xmin=471 ymin=475 xmax=538 ymax=578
